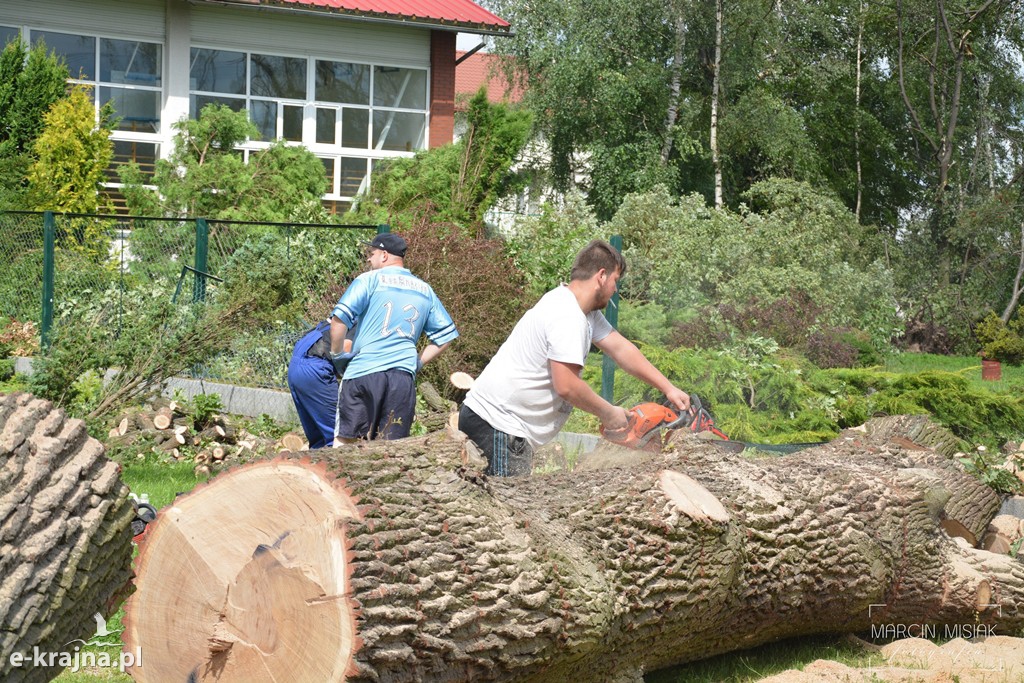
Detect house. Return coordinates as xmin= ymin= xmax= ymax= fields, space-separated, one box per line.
xmin=0 ymin=0 xmax=510 ymax=212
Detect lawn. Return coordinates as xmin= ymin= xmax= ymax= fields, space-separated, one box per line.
xmin=885 ymin=351 xmax=1024 ymax=393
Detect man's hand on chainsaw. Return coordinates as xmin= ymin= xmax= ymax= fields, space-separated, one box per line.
xmin=599 ymin=406 xmax=634 ymax=445
xmin=601 ymin=406 xmax=631 ymax=433
xmin=663 ymin=386 xmax=691 ymax=413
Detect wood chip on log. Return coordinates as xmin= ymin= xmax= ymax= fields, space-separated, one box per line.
xmin=0 ymin=393 xmax=134 ymax=683
xmin=123 ymin=416 xmax=1024 ymax=682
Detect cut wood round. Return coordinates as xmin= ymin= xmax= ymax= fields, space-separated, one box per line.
xmin=449 ymin=371 xmax=475 ymax=390
xmin=124 ymin=416 xmax=1024 ymax=682
xmin=278 ymin=432 xmax=305 ymax=452
xmin=117 ymin=416 xmax=130 ymax=436
xmin=125 ymin=459 xmax=361 ymax=682
xmin=153 ymin=408 xmax=173 ymax=431
xmin=0 ymin=393 xmax=134 ymax=683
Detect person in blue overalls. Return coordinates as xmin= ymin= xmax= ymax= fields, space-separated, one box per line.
xmin=329 ymin=233 xmax=459 ymax=441
xmin=286 ymin=320 xmax=341 ymax=449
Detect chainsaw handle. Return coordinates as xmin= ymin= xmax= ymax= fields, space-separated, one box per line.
xmin=660 ymin=394 xmax=702 ymax=431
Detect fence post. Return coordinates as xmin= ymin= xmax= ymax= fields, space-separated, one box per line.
xmin=194 ymin=218 xmax=209 ymax=303
xmin=600 ymin=234 xmax=623 ymax=403
xmin=41 ymin=211 xmax=56 ymax=351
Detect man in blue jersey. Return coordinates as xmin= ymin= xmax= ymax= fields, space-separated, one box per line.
xmin=329 ymin=233 xmax=458 ymax=441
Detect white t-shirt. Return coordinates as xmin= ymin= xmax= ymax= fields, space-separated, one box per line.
xmin=464 ymin=285 xmax=613 ymax=447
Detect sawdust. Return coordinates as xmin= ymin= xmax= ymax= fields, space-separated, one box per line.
xmin=757 ymin=636 xmax=1024 ymax=683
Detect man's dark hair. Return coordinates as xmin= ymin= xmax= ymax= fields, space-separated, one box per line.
xmin=570 ymin=239 xmax=627 ymax=281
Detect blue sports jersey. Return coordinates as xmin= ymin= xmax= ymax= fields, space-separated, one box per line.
xmin=331 ymin=266 xmax=458 ymax=380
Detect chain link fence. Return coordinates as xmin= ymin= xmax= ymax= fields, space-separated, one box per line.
xmin=1 ymin=211 xmax=378 ymax=388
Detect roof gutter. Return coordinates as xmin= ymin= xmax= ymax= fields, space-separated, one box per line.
xmin=188 ymin=0 xmax=514 ymax=37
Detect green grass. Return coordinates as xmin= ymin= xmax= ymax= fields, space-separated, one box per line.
xmin=644 ymin=634 xmax=885 ymax=682
xmin=885 ymin=351 xmax=1024 ymax=393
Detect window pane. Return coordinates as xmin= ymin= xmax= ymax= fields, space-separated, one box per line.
xmin=190 ymin=94 xmax=245 ymax=119
xmin=101 ymin=38 xmax=161 ymax=86
xmin=320 ymin=157 xmax=336 ymax=194
xmin=372 ymin=111 xmax=425 ymax=152
xmin=250 ymin=54 xmax=305 ymax=99
xmin=190 ymin=48 xmax=245 ymax=94
xmin=32 ymin=31 xmax=94 ymax=80
xmin=250 ymin=100 xmax=276 ymax=140
xmin=107 ymin=140 xmax=159 ymax=182
xmin=339 ymin=158 xmax=368 ymax=197
xmin=102 ymin=86 xmax=161 ymax=133
xmin=316 ymin=108 xmax=336 ymax=145
xmin=0 ymin=27 xmax=19 ymax=49
xmin=282 ymin=104 xmax=302 ymax=142
xmin=315 ymin=60 xmax=369 ymax=105
xmin=373 ymin=66 xmax=426 ymax=109
xmin=341 ymin=108 xmax=368 ymax=149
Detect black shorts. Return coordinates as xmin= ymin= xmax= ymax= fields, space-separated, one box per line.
xmin=336 ymin=368 xmax=416 ymax=440
xmin=458 ymin=404 xmax=533 ymax=476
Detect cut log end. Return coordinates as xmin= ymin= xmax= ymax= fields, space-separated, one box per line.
xmin=658 ymin=469 xmax=731 ymax=525
xmin=449 ymin=371 xmax=475 ymax=390
xmin=124 ymin=458 xmax=362 ymax=682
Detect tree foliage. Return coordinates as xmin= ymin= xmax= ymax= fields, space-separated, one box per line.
xmin=26 ymin=88 xmax=115 ymax=214
xmin=488 ymin=0 xmax=1024 ymax=349
xmin=119 ymin=104 xmax=328 ymax=221
xmin=607 ymin=180 xmax=899 ymax=348
xmin=0 ymin=38 xmax=70 ymax=209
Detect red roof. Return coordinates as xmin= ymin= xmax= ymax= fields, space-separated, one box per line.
xmin=241 ymin=0 xmax=510 ymax=33
xmin=455 ymin=51 xmax=524 ymax=109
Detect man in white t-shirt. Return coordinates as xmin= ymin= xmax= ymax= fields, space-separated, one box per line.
xmin=460 ymin=239 xmax=690 ymax=476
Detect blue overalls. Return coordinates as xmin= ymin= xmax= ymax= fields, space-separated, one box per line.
xmin=286 ymin=321 xmax=337 ymax=449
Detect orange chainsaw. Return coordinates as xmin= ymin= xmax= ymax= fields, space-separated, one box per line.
xmin=599 ymin=395 xmax=731 ymax=452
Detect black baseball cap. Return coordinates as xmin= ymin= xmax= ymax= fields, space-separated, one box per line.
xmin=360 ymin=233 xmax=407 ymax=258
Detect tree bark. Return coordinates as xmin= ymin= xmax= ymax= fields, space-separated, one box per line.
xmin=0 ymin=393 xmax=135 ymax=683
xmin=120 ymin=413 xmax=1023 ymax=682
xmin=710 ymin=0 xmax=724 ymax=209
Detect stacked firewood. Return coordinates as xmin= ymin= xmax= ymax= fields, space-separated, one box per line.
xmin=105 ymin=397 xmax=305 ymax=473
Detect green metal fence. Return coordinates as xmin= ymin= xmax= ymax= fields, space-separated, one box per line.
xmin=1 ymin=211 xmax=381 ymax=388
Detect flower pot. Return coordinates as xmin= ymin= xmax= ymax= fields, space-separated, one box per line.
xmin=982 ymin=359 xmax=1002 ymax=381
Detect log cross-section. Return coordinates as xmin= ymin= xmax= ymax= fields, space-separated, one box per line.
xmin=124 ymin=416 xmax=1024 ymax=682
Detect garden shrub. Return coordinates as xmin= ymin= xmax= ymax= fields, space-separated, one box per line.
xmin=805 ymin=328 xmax=859 ymax=369
xmin=974 ymin=312 xmax=1024 ymax=365
xmin=399 ymin=216 xmax=529 ymax=398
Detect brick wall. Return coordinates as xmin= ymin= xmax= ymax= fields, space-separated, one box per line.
xmin=429 ymin=31 xmax=456 ymax=147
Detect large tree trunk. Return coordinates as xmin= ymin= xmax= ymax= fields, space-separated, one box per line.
xmin=0 ymin=393 xmax=135 ymax=683
xmin=123 ymin=415 xmax=1021 ymax=682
